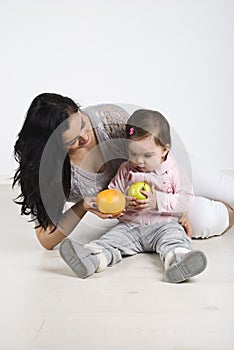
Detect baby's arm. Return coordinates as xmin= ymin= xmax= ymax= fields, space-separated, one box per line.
xmin=108 ymin=161 xmax=130 ymax=193
xmin=155 ymin=165 xmax=194 ymax=214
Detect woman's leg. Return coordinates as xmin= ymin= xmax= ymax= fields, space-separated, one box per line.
xmin=190 ymin=155 xmax=234 ymax=209
xmin=188 ymin=155 xmax=234 ymax=237
xmin=224 ymin=204 xmax=234 ymax=230
xmin=188 ymin=196 xmax=230 ymax=238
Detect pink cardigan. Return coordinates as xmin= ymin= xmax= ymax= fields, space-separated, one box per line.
xmin=108 ymin=154 xmax=194 ymax=226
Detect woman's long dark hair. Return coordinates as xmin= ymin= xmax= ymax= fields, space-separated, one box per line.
xmin=13 ymin=93 xmax=79 ymax=230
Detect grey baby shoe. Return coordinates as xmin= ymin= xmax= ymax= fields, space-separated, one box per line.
xmin=165 ymin=250 xmax=207 ymax=283
xmin=59 ymin=238 xmax=99 ymax=278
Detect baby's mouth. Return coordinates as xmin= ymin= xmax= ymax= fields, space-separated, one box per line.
xmin=136 ymin=166 xmax=145 ymax=172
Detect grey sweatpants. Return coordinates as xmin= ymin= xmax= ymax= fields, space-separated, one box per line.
xmin=91 ymin=221 xmax=192 ymax=266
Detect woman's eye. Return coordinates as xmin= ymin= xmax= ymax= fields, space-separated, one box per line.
xmin=81 ymin=118 xmax=86 ymax=129
xmin=68 ymin=139 xmax=78 ymax=146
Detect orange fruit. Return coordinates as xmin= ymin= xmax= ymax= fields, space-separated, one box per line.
xmin=96 ymin=189 xmax=126 ymax=216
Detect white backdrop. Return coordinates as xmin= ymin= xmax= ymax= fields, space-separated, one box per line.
xmin=1 ymin=0 xmax=234 ymax=183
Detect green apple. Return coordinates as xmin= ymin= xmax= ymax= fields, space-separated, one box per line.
xmin=127 ymin=182 xmax=152 ymax=200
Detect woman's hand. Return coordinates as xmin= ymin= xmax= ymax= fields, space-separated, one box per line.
xmin=127 ymin=190 xmax=157 ymax=211
xmin=83 ymin=197 xmax=124 ymax=219
xmin=179 ymin=213 xmax=193 ymax=238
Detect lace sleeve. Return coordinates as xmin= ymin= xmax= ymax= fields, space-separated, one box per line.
xmin=97 ymin=104 xmax=129 ymax=139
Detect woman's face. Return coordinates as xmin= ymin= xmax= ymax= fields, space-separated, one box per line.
xmin=62 ymin=112 xmax=95 ymax=152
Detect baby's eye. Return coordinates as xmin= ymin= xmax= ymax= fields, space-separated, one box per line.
xmin=144 ymin=154 xmax=152 ymax=158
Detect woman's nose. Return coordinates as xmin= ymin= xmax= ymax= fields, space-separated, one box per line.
xmin=69 ymin=140 xmax=79 ymax=150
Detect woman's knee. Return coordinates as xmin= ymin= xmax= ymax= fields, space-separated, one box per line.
xmin=188 ymin=197 xmax=229 ymax=239
xmin=224 ymin=204 xmax=234 ymax=230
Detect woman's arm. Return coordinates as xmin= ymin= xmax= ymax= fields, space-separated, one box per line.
xmin=35 ymin=200 xmax=87 ymax=250
xmin=179 ymin=213 xmax=193 ymax=238
xmin=35 ymin=225 xmax=66 ymax=250
xmin=35 ymin=196 xmax=120 ymax=250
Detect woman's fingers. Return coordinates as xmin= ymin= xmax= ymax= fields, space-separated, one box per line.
xmin=89 ymin=208 xmax=113 ymax=219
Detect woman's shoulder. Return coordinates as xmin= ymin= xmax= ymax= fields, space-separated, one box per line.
xmin=82 ymin=103 xmax=143 ymax=141
xmin=82 ymin=104 xmax=129 ymax=140
xmin=82 ymin=103 xmax=130 ymax=124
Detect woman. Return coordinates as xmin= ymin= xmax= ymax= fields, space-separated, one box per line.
xmin=13 ymin=93 xmax=234 ymax=250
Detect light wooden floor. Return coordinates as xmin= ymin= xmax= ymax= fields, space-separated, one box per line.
xmin=2 ymin=184 xmax=234 ymax=350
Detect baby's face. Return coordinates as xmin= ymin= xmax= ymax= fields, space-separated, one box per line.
xmin=128 ymin=136 xmax=168 ymax=172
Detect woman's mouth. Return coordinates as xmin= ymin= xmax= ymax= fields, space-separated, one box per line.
xmin=79 ymin=135 xmax=89 ymax=146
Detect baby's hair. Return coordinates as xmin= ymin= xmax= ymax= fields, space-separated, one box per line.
xmin=126 ymin=109 xmax=171 ymax=148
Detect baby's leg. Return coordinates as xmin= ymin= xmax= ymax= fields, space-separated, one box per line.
xmin=165 ymin=249 xmax=207 ymax=283
xmin=92 ymin=222 xmax=143 ymax=266
xmin=59 ymin=238 xmax=100 ymax=278
xmin=154 ymin=222 xmax=192 ymax=263
xmin=153 ymin=222 xmax=207 ymax=283
xmin=59 ymin=223 xmax=143 ymax=278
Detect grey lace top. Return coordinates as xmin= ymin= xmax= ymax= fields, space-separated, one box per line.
xmin=68 ymin=104 xmax=130 ymax=203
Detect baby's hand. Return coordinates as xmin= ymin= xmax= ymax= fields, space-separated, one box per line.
xmin=134 ymin=191 xmax=157 ymax=211
xmin=125 ymin=196 xmax=138 ymax=211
